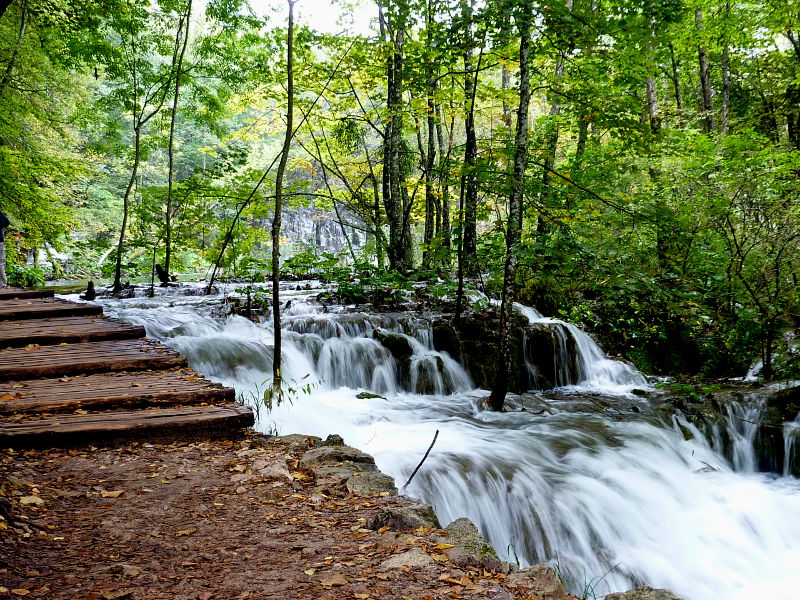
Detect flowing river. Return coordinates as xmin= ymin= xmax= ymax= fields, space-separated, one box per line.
xmin=75 ymin=284 xmax=800 ymax=600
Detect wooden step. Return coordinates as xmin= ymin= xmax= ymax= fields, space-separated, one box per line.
xmin=0 ymin=288 xmax=54 ymax=300
xmin=0 ymin=369 xmax=235 ymax=415
xmin=0 ymin=316 xmax=145 ymax=348
xmin=0 ymin=298 xmax=103 ymax=320
xmin=0 ymin=405 xmax=255 ymax=447
xmin=0 ymin=339 xmax=188 ymax=381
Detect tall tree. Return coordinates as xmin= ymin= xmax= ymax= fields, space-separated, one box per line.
xmin=489 ymin=1 xmax=532 ymax=411
xmin=271 ymin=0 xmax=296 ymax=399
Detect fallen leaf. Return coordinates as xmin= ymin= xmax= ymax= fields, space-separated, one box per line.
xmin=19 ymin=496 xmax=44 ymax=506
xmin=304 ymin=569 xmax=316 ymax=576
xmin=100 ymin=490 xmax=124 ymax=499
xmin=320 ymin=573 xmax=348 ymax=588
xmin=377 ymin=526 xmax=391 ymax=534
xmin=23 ymin=344 xmax=40 ymax=352
xmin=0 ymin=393 xmax=14 ymax=401
xmin=434 ymin=543 xmax=455 ymax=551
xmin=176 ymin=528 xmax=197 ymax=537
xmin=11 ymin=590 xmax=31 ymax=597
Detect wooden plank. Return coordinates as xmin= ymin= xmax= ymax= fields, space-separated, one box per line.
xmin=0 ymin=298 xmax=102 ymax=320
xmin=0 ymin=369 xmax=234 ymax=414
xmin=0 ymin=288 xmax=54 ymax=300
xmin=0 ymin=339 xmax=187 ymax=381
xmin=0 ymin=316 xmax=145 ymax=347
xmin=0 ymin=405 xmax=255 ymax=447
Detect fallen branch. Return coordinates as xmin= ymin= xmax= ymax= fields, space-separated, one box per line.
xmin=400 ymin=429 xmax=439 ymax=494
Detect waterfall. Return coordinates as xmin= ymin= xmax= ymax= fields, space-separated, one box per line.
xmin=784 ymin=414 xmax=800 ymax=477
xmin=84 ymin=286 xmax=800 ymax=600
xmin=515 ymin=303 xmax=649 ymax=393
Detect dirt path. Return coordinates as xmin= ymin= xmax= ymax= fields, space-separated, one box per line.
xmin=0 ymin=431 xmax=576 ymax=600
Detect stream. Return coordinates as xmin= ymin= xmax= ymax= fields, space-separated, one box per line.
xmin=72 ymin=284 xmax=800 ymax=600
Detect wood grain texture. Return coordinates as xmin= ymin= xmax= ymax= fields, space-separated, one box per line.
xmin=0 ymin=405 xmax=255 ymax=447
xmin=0 ymin=288 xmax=54 ymax=300
xmin=0 ymin=368 xmax=234 ymax=414
xmin=0 ymin=316 xmax=145 ymax=347
xmin=0 ymin=298 xmax=102 ymax=320
xmin=0 ymin=339 xmax=188 ymax=380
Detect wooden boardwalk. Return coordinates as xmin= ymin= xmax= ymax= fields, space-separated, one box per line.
xmin=0 ymin=287 xmax=253 ymax=447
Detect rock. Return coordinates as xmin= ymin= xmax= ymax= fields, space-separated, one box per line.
xmin=373 ymin=330 xmax=415 ymax=362
xmin=356 ymin=392 xmax=386 ymax=400
xmin=299 ymin=445 xmax=376 ymax=467
xmin=436 ymin=518 xmax=505 ymax=572
xmin=310 ymin=462 xmax=377 ymax=491
xmin=270 ymin=434 xmax=320 ymax=450
xmin=605 ymin=586 xmax=684 ymax=600
xmin=367 ymin=502 xmax=441 ymax=530
xmin=505 ymin=564 xmax=569 ymax=599
xmin=379 ymin=547 xmax=436 ymax=570
xmin=345 ymin=472 xmax=397 ymax=496
xmin=253 ymin=463 xmax=292 ymax=481
xmin=320 ymin=434 xmax=345 ymax=447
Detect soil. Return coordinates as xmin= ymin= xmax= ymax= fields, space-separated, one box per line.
xmin=0 ymin=430 xmax=576 ymax=600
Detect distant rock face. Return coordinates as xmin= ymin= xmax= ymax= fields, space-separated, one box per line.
xmin=605 ymin=585 xmax=684 ymax=600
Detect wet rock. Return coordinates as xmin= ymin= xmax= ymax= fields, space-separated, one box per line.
xmin=379 ymin=547 xmax=436 ymax=569
xmin=345 ymin=472 xmax=397 ymax=495
xmin=356 ymin=391 xmax=386 ymax=400
xmin=436 ymin=517 xmax=505 ymax=572
xmin=367 ymin=502 xmax=441 ymax=530
xmin=373 ymin=330 xmax=414 ymax=361
xmin=605 ymin=585 xmax=684 ymax=600
xmin=505 ymin=564 xmax=569 ymax=599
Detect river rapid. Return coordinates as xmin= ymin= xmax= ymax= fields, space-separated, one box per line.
xmin=74 ymin=284 xmax=800 ymax=600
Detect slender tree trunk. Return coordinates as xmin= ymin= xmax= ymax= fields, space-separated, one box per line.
xmin=271 ymin=0 xmax=295 ymax=397
xmin=164 ymin=0 xmax=192 ymax=282
xmin=461 ymin=0 xmax=479 ymax=277
xmin=668 ymin=42 xmax=685 ymax=128
xmin=489 ymin=4 xmax=532 ymax=412
xmin=696 ymin=9 xmax=715 ymax=133
xmin=113 ymin=129 xmax=142 ymax=293
xmin=0 ymin=0 xmax=27 ymax=97
xmin=435 ymin=105 xmax=452 ymax=260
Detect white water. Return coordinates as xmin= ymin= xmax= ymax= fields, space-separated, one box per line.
xmin=85 ymin=286 xmax=800 ymax=600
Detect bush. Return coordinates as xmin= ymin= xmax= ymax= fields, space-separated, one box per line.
xmin=7 ymin=264 xmax=46 ymax=288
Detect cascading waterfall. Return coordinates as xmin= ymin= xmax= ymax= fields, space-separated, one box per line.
xmin=784 ymin=413 xmax=800 ymax=477
xmin=85 ymin=285 xmax=800 ymax=600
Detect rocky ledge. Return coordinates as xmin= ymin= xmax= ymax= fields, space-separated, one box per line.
xmin=286 ymin=432 xmax=684 ymax=600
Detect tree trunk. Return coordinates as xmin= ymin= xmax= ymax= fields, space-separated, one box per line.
xmin=435 ymin=104 xmax=452 ymax=260
xmin=489 ymin=4 xmax=532 ymax=412
xmin=164 ymin=0 xmax=192 ymax=282
xmin=113 ymin=129 xmax=141 ymax=293
xmin=271 ymin=0 xmax=295 ymax=398
xmin=668 ymin=42 xmax=685 ymax=128
xmin=696 ymin=9 xmax=715 ymax=133
xmin=461 ymin=0 xmax=479 ymax=277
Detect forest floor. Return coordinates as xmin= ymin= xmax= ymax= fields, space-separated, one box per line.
xmin=0 ymin=430 xmax=576 ymax=600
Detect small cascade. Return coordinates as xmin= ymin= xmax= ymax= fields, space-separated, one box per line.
xmin=707 ymin=396 xmax=765 ymax=473
xmin=515 ymin=304 xmax=649 ymax=393
xmin=784 ymin=414 xmax=800 ymax=477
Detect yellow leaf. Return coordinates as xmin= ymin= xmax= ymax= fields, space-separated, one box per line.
xmin=100 ymin=490 xmax=124 ymax=499
xmin=11 ymin=590 xmax=30 ymax=597
xmin=434 ymin=543 xmax=455 ymax=550
xmin=377 ymin=526 xmax=391 ymax=534
xmin=23 ymin=344 xmax=40 ymax=352
xmin=176 ymin=528 xmax=197 ymax=537
xmin=304 ymin=568 xmax=316 ymax=576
